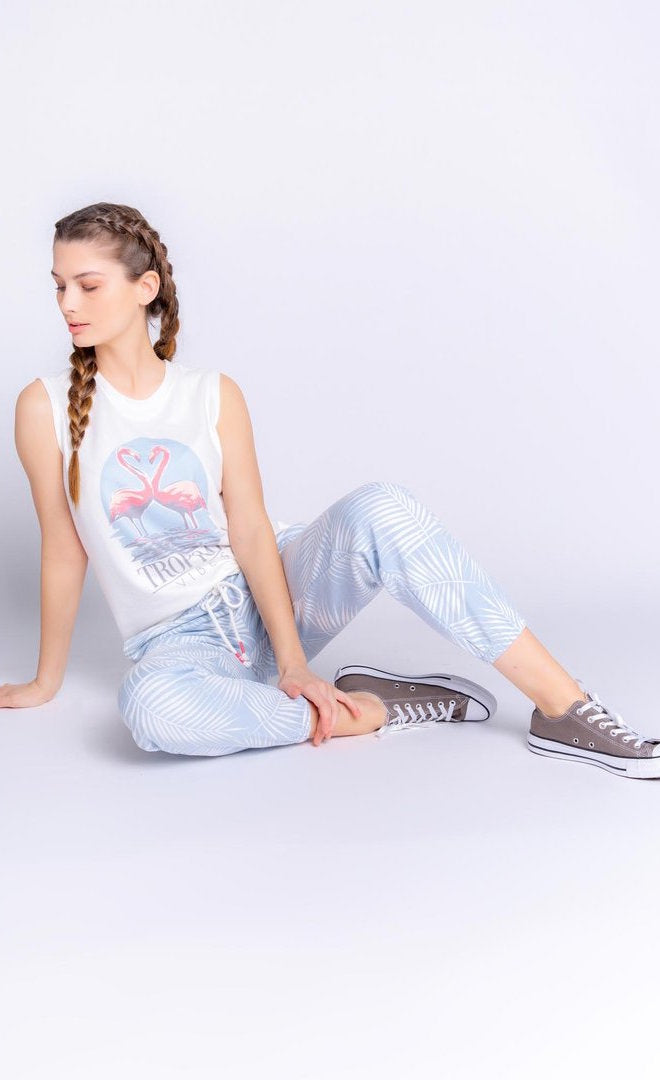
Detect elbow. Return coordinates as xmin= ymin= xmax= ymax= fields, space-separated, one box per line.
xmin=227 ymin=515 xmax=275 ymax=554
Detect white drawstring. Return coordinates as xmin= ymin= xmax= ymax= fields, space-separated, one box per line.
xmin=200 ymin=581 xmax=253 ymax=667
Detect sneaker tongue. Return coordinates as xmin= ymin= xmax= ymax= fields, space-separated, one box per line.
xmin=586 ymin=695 xmax=648 ymax=743
xmin=580 ymin=686 xmax=659 ymax=746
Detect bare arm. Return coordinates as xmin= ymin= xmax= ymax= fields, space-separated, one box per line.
xmin=217 ymin=373 xmax=362 ymax=746
xmin=218 ymin=373 xmax=307 ymax=674
xmin=0 ymin=379 xmax=88 ymax=708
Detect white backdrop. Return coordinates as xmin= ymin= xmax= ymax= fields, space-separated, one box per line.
xmin=1 ymin=4 xmax=659 ymax=1079
xmin=3 ymin=0 xmax=659 ymax=642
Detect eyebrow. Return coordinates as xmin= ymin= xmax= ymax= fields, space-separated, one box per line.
xmin=50 ymin=270 xmax=106 ymax=279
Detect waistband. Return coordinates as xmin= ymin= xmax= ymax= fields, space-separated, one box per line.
xmin=200 ymin=579 xmax=253 ymax=667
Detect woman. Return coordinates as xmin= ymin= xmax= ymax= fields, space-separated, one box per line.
xmin=3 ymin=201 xmax=658 ymax=780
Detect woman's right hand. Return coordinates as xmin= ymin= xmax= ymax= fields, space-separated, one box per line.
xmin=0 ymin=679 xmax=55 ymax=708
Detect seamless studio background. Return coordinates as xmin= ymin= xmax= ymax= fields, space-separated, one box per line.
xmin=1 ymin=3 xmax=659 ymax=1079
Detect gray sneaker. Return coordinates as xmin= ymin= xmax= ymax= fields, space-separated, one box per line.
xmin=333 ymin=664 xmax=497 ymax=739
xmin=528 ymin=680 xmax=660 ymax=779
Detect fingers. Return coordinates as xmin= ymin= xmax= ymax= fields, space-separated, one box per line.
xmin=311 ymin=688 xmax=335 ymax=746
xmin=311 ymin=686 xmax=363 ymax=745
xmin=335 ymin=689 xmax=362 ymax=719
xmin=314 ymin=697 xmax=334 ymax=746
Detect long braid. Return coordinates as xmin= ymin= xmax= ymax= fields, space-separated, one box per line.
xmin=66 ymin=345 xmax=98 ymax=504
xmin=54 ymin=203 xmax=180 ymax=506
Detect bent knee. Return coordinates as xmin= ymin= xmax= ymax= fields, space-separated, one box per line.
xmin=339 ymin=479 xmax=418 ymax=526
xmin=117 ymin=660 xmax=202 ymax=753
xmin=116 ymin=660 xmax=246 ymax=756
xmin=117 ymin=666 xmax=163 ymax=751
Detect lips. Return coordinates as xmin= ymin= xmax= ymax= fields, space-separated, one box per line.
xmin=68 ymin=322 xmax=89 ymax=331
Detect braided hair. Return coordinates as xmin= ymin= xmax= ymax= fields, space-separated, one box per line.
xmin=53 ymin=202 xmax=180 ymax=507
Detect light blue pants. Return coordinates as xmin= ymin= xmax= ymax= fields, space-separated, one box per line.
xmin=118 ymin=481 xmax=527 ymax=756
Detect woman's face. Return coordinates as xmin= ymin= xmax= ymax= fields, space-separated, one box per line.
xmin=51 ymin=239 xmax=159 ymax=347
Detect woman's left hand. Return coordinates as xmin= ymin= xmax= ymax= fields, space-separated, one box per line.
xmin=277 ymin=662 xmax=362 ymax=746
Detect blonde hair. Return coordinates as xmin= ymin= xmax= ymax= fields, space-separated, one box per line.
xmin=53 ymin=202 xmax=180 ymax=506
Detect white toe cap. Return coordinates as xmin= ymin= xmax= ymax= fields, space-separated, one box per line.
xmin=465 ymin=698 xmax=489 ymax=722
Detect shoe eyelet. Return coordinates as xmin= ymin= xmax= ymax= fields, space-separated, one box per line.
xmin=573 ymin=737 xmax=579 ymax=744
xmin=410 ymin=685 xmax=415 ymax=691
xmin=587 ymin=717 xmax=594 ymax=723
xmin=599 ymin=722 xmax=606 ymax=730
xmin=588 ymin=741 xmax=595 ymax=748
xmin=394 ymin=683 xmax=399 ymax=688
xmin=610 ymin=731 xmax=617 ymax=737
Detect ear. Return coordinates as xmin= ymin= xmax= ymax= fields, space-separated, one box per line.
xmin=139 ymin=269 xmax=161 ymax=306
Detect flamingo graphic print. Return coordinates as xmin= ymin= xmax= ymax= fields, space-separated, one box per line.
xmin=100 ymin=437 xmax=232 ymax=593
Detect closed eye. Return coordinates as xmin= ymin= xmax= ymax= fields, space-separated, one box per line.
xmin=55 ymin=285 xmax=98 ymax=292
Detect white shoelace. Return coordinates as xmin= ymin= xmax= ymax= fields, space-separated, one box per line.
xmin=374 ymin=677 xmax=651 ymax=749
xmin=575 ymin=680 xmax=646 ymax=749
xmin=200 ymin=581 xmax=253 ymax=667
xmin=375 ymin=697 xmax=458 ymax=739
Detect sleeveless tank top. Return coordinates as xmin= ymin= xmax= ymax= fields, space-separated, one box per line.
xmin=38 ymin=360 xmax=290 ymax=645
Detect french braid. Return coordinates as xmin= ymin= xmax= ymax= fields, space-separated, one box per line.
xmin=53 ymin=202 xmax=180 ymax=506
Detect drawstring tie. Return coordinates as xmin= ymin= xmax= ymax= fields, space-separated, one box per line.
xmin=200 ymin=581 xmax=253 ymax=667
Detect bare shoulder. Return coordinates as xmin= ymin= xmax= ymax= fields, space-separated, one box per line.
xmin=218 ymin=371 xmax=246 ymax=409
xmin=15 ymin=376 xmax=53 ymax=416
xmin=214 ymin=372 xmax=266 ymax=534
xmin=14 ymin=378 xmax=86 ymax=554
xmin=216 ymin=372 xmax=253 ymax=439
xmin=15 ymin=375 xmax=63 ymax=489
xmin=15 ymin=378 xmax=58 ymax=456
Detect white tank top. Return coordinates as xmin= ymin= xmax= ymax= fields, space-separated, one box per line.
xmin=38 ymin=360 xmax=290 ymax=644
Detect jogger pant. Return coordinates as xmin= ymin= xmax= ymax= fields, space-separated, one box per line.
xmin=118 ymin=481 xmax=527 ymax=756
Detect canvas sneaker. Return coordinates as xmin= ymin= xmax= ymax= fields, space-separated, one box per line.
xmin=528 ymin=679 xmax=660 ymax=779
xmin=333 ymin=663 xmax=497 ymax=739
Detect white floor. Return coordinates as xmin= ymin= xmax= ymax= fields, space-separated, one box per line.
xmin=2 ymin=592 xmax=658 ymax=1080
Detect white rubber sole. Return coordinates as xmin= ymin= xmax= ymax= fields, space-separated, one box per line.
xmin=527 ymin=733 xmax=660 ymax=779
xmin=333 ymin=664 xmax=498 ymax=721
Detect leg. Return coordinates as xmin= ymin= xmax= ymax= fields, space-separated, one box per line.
xmin=117 ymin=633 xmax=316 ymax=756
xmin=260 ymin=481 xmax=585 ymax=714
xmin=307 ymin=691 xmax=388 ymax=740
xmin=118 ymin=638 xmax=386 ymax=753
xmin=492 ymin=626 xmax=587 ymax=716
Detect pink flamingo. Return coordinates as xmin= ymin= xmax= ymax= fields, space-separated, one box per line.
xmin=148 ymin=445 xmax=208 ymax=529
xmin=108 ymin=449 xmax=154 ymax=536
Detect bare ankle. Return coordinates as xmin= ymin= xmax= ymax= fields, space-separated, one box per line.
xmin=536 ymin=686 xmax=589 ymax=717
xmin=308 ymin=691 xmax=387 ymax=741
xmin=351 ymin=691 xmax=388 ymax=729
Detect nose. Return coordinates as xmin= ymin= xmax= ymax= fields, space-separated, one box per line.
xmin=57 ymin=290 xmax=77 ymax=314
